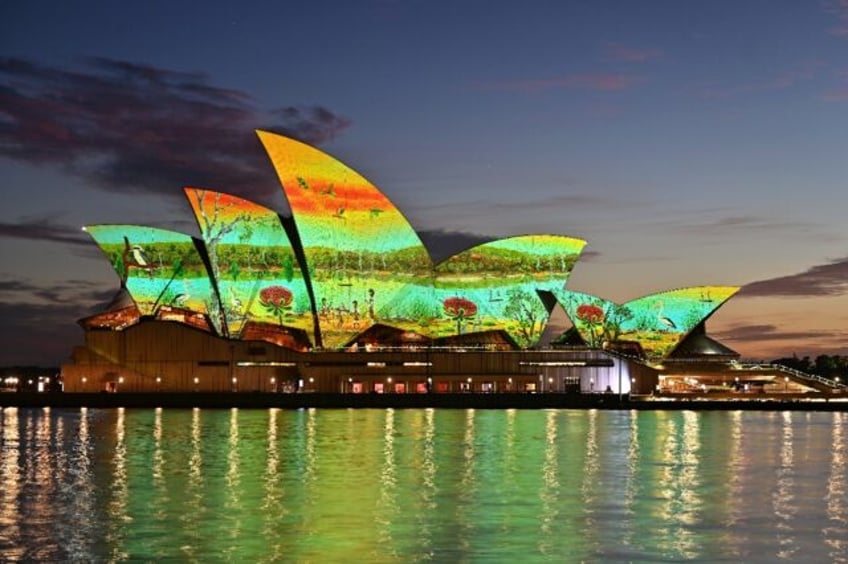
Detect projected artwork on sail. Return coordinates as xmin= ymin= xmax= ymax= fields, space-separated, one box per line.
xmin=185 ymin=188 xmax=313 ymax=341
xmin=554 ymin=286 xmax=739 ymax=359
xmin=85 ymin=225 xmax=217 ymax=326
xmin=432 ymin=235 xmax=586 ymax=347
xmin=259 ymin=131 xmax=433 ymax=348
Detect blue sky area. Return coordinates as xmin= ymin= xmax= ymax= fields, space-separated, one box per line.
xmin=2 ymin=1 xmax=848 ymax=364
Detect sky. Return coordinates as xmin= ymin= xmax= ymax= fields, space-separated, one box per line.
xmin=2 ymin=0 xmax=848 ymax=366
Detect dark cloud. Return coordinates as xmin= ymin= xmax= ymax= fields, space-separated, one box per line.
xmin=740 ymin=256 xmax=848 ymax=297
xmin=0 ymin=57 xmax=352 ymax=200
xmin=712 ymin=324 xmax=836 ymax=343
xmin=0 ymin=215 xmax=90 ymax=246
xmin=0 ymin=279 xmax=115 ymax=365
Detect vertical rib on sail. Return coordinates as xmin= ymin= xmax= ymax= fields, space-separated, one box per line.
xmin=184 ymin=188 xmax=313 ymax=342
xmin=85 ymin=224 xmax=219 ymax=330
xmin=258 ymin=130 xmax=433 ymax=348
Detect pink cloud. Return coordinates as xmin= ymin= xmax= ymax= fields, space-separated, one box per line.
xmin=475 ymin=73 xmax=640 ymax=93
xmin=603 ymin=42 xmax=663 ymax=63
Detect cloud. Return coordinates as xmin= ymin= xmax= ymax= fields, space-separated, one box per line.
xmin=824 ymin=0 xmax=848 ymax=35
xmin=474 ymin=73 xmax=640 ymax=93
xmin=603 ymin=42 xmax=662 ymax=63
xmin=0 ymin=278 xmax=117 ymax=365
xmin=0 ymin=57 xmax=352 ymax=200
xmin=681 ymin=214 xmax=818 ymax=235
xmin=0 ymin=214 xmax=91 ymax=246
xmin=697 ymin=62 xmax=821 ymax=99
xmin=739 ymin=256 xmax=848 ymax=297
xmin=712 ymin=323 xmax=836 ymax=342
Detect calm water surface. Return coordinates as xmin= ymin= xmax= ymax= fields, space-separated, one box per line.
xmin=1 ymin=407 xmax=846 ymax=562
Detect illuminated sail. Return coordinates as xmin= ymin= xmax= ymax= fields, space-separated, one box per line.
xmin=554 ymin=286 xmax=739 ymax=359
xmin=85 ymin=224 xmax=218 ymax=326
xmin=432 ymin=235 xmax=586 ymax=347
xmin=184 ymin=188 xmax=313 ymax=341
xmin=258 ymin=130 xmax=432 ymax=348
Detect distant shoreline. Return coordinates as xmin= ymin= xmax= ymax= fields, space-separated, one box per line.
xmin=2 ymin=392 xmax=848 ymax=411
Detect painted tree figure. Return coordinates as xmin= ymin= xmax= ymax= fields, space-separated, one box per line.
xmin=189 ymin=189 xmax=251 ymax=336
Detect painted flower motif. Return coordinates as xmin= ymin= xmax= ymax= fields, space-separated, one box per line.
xmin=260 ymin=286 xmax=293 ymax=325
xmin=443 ymin=297 xmax=478 ymax=318
xmin=576 ymin=303 xmax=604 ymax=324
xmin=443 ymin=297 xmax=478 ymax=335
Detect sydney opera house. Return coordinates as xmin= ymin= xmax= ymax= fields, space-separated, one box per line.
xmin=60 ymin=132 xmax=837 ymax=396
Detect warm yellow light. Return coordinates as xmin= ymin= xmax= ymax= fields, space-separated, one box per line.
xmin=270 ymin=377 xmax=276 ymax=383
xmin=193 ymin=377 xmax=199 ymax=384
xmin=118 ymin=377 xmax=124 ymax=384
xmin=232 ymin=377 xmax=237 ymax=384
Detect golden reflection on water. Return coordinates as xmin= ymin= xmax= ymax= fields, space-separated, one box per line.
xmin=224 ymin=408 xmax=242 ymax=558
xmin=262 ymin=408 xmax=285 ymax=562
xmin=416 ymin=408 xmax=437 ymax=556
xmin=538 ymin=410 xmax=559 ymax=555
xmin=1 ymin=408 xmax=21 ymax=560
xmin=180 ymin=407 xmax=204 ymax=560
xmin=825 ymin=411 xmax=847 ymax=557
xmin=375 ymin=408 xmax=398 ymax=557
xmin=67 ymin=407 xmax=93 ymax=560
xmin=656 ymin=411 xmax=702 ymax=559
xmin=107 ymin=407 xmax=129 ymax=562
xmin=773 ymin=411 xmax=797 ymax=559
xmin=457 ymin=409 xmax=477 ymax=553
xmin=621 ymin=409 xmax=640 ymax=549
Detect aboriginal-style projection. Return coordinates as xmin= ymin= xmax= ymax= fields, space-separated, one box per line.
xmin=258 ymin=131 xmax=433 ymax=348
xmin=431 ymin=235 xmax=586 ymax=347
xmin=185 ymin=189 xmax=312 ymax=340
xmin=553 ymin=286 xmax=739 ymax=359
xmin=79 ymin=131 xmax=740 ymax=357
xmin=85 ymin=225 xmax=217 ymax=321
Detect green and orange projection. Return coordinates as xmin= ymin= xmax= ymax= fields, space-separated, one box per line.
xmin=553 ymin=286 xmax=739 ymax=359
xmin=185 ymin=189 xmax=311 ymax=340
xmin=259 ymin=131 xmax=432 ymax=348
xmin=431 ymin=235 xmax=586 ymax=347
xmin=83 ymin=131 xmax=739 ymax=354
xmin=85 ymin=225 xmax=217 ymax=321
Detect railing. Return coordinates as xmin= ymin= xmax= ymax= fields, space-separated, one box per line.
xmin=737 ymin=362 xmax=846 ymax=390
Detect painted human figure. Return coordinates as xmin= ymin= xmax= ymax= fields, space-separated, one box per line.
xmin=352 ymin=300 xmax=360 ymax=329
xmin=366 ymin=288 xmax=376 ymax=320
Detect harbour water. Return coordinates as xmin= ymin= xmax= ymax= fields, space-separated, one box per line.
xmin=1 ymin=407 xmax=846 ymax=562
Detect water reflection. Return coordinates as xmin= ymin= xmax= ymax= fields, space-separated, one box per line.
xmin=826 ymin=412 xmax=847 ymax=558
xmin=375 ymin=408 xmax=398 ymax=556
xmin=1 ymin=408 xmax=847 ymax=562
xmin=774 ymin=411 xmax=797 ymax=558
xmin=538 ymin=410 xmax=559 ymax=555
xmin=1 ymin=408 xmax=21 ymax=560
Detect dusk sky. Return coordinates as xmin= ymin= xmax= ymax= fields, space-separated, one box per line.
xmin=2 ymin=1 xmax=848 ymax=365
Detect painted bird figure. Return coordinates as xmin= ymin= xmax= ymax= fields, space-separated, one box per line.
xmin=131 ymin=244 xmax=149 ymax=266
